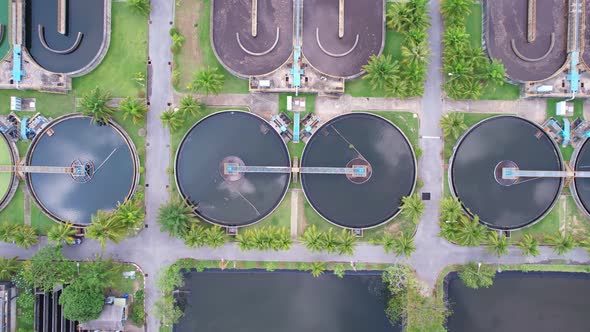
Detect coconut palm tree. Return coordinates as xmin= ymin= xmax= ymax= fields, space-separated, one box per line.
xmin=157 ymin=199 xmax=197 ymax=238
xmin=362 ymin=54 xmax=400 ymax=92
xmin=183 ymin=225 xmax=207 ymax=248
xmin=47 ymin=222 xmax=77 ymax=245
xmin=400 ymin=194 xmax=425 ymax=224
xmin=119 ymin=97 xmax=148 ymax=124
xmin=128 ymin=0 xmax=151 ymax=15
xmin=333 ymin=264 xmax=345 ymax=278
xmin=160 ymin=109 xmax=185 ymax=132
xmin=310 ymin=262 xmax=326 ymax=278
xmin=204 ymin=226 xmax=226 ymax=248
xmin=440 ymin=113 xmax=467 ymax=139
xmin=439 ymin=220 xmax=458 ymax=242
xmin=178 ymin=95 xmax=205 ymax=118
xmin=443 ymin=26 xmax=470 ymax=54
xmin=517 ymin=234 xmax=540 ymax=257
xmin=487 ymin=232 xmax=509 ymax=258
xmin=375 ymin=234 xmax=396 ymax=254
xmin=321 ymin=229 xmax=338 ymax=253
xmin=86 ymin=211 xmax=127 ymax=248
xmin=13 ymin=226 xmax=38 ymax=249
xmin=441 ymin=0 xmax=474 ymax=25
xmin=114 ymin=198 xmax=145 ymax=229
xmin=401 ymin=39 xmax=431 ymax=65
xmin=440 ymin=196 xmax=464 ymax=222
xmin=301 ymin=225 xmax=324 ymax=252
xmin=393 ymin=232 xmax=416 ymax=257
xmin=455 ymin=215 xmax=486 ymax=247
xmin=486 ymin=59 xmax=507 ymax=87
xmin=272 ymin=227 xmax=292 ymax=251
xmin=386 ymin=2 xmax=411 ymax=31
xmin=169 ymin=28 xmax=185 ymax=54
xmin=236 ymin=229 xmax=256 ymax=251
xmin=80 ymin=88 xmax=114 ymax=124
xmin=188 ymin=67 xmax=225 ymax=96
xmin=0 ymin=224 xmax=16 ymax=243
xmin=336 ymin=229 xmax=356 ymax=256
xmin=0 ymin=257 xmax=19 ymax=280
xmin=547 ymin=232 xmax=576 ymax=255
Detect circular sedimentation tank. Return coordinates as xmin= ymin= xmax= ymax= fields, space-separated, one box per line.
xmin=301 ymin=113 xmax=416 ymax=229
xmin=571 ymin=138 xmax=590 ymax=217
xmin=175 ymin=111 xmax=291 ymax=227
xmin=0 ymin=132 xmax=19 ymax=211
xmin=25 ymin=114 xmax=139 ymax=226
xmin=449 ymin=115 xmax=563 ymax=230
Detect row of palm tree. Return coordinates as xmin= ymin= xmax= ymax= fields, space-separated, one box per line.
xmin=85 ymin=195 xmax=145 ymax=248
xmin=361 ymin=0 xmax=431 ymax=98
xmin=441 ymin=0 xmax=507 ymax=99
xmin=0 ymin=224 xmax=38 ymax=248
xmin=160 ymin=95 xmax=206 ymax=132
xmin=300 ymin=225 xmax=357 ymax=255
xmin=80 ymin=88 xmax=147 ymax=125
xmin=236 ymin=227 xmax=292 ymax=251
xmin=183 ymin=225 xmax=227 ymax=248
xmin=371 ymin=232 xmax=416 ymax=257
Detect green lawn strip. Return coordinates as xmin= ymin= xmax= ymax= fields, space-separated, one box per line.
xmin=246 ymin=192 xmax=291 ymax=230
xmin=0 ymin=137 xmax=11 ymax=196
xmin=0 ymin=186 xmax=23 ymax=226
xmin=73 ymin=3 xmax=148 ymax=97
xmin=174 ymin=0 xmax=249 ymax=94
xmin=345 ymin=5 xmax=404 ymax=97
xmin=111 ymin=111 xmax=147 ymax=186
xmin=30 ymin=204 xmax=57 ymax=234
xmin=0 ymin=0 xmax=10 ymax=60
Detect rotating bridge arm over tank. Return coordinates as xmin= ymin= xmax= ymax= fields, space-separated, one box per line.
xmin=224 ymin=164 xmax=368 ymax=177
xmin=502 ymin=168 xmax=590 ymax=179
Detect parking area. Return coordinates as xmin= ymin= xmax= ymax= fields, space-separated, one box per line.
xmin=302 ymin=0 xmax=384 ymax=78
xmin=211 ymin=0 xmax=294 ymax=77
xmin=485 ymin=0 xmax=567 ymax=82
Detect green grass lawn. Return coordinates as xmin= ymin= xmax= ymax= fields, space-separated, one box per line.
xmin=0 ymin=137 xmax=11 ymax=198
xmin=464 ymin=3 xmax=520 ymax=100
xmin=248 ymin=192 xmax=291 ymax=230
xmin=173 ymin=0 xmax=249 ymax=94
xmin=545 ymin=98 xmax=584 ymax=161
xmin=73 ymin=3 xmax=148 ymax=98
xmin=0 ymin=0 xmax=10 ymax=60
xmin=345 ymin=5 xmax=403 ymax=97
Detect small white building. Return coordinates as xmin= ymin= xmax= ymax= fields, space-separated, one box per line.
xmin=79 ymin=298 xmax=128 ymax=332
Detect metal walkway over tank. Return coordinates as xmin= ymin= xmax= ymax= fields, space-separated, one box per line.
xmin=225 ymin=164 xmax=368 ymax=177
xmin=0 ymin=165 xmax=74 ymax=174
xmin=502 ymin=167 xmax=590 ymax=179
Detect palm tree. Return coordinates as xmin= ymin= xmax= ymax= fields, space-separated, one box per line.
xmin=375 ymin=233 xmax=396 ymax=254
xmin=393 ymin=232 xmax=416 ymax=257
xmin=439 ymin=220 xmax=458 ymax=242
xmin=321 ymin=229 xmax=338 ymax=253
xmin=547 ymin=232 xmax=576 ymax=255
xmin=183 ymin=225 xmax=207 ymax=248
xmin=80 ymin=88 xmax=114 ymax=124
xmin=336 ymin=229 xmax=356 ymax=256
xmin=169 ymin=28 xmax=186 ymax=53
xmin=300 ymin=225 xmax=323 ymax=252
xmin=455 ymin=215 xmax=486 ymax=246
xmin=333 ymin=264 xmax=345 ymax=278
xmin=157 ymin=199 xmax=197 ymax=238
xmin=310 ymin=262 xmax=326 ymax=278
xmin=0 ymin=224 xmax=16 ymax=243
xmin=442 ymin=26 xmax=470 ymax=55
xmin=401 ymin=39 xmax=431 ymax=65
xmin=119 ymin=97 xmax=148 ymax=124
xmin=400 ymin=194 xmax=425 ymax=224
xmin=386 ymin=2 xmax=411 ymax=31
xmin=188 ymin=67 xmax=225 ymax=96
xmin=86 ymin=211 xmax=127 ymax=248
xmin=13 ymin=226 xmax=38 ymax=249
xmin=178 ymin=95 xmax=205 ymax=118
xmin=236 ymin=229 xmax=256 ymax=251
xmin=441 ymin=0 xmax=474 ymax=25
xmin=0 ymin=257 xmax=19 ymax=280
xmin=440 ymin=196 xmax=463 ymax=222
xmin=486 ymin=59 xmax=507 ymax=87
xmin=517 ymin=234 xmax=540 ymax=257
xmin=47 ymin=222 xmax=76 ymax=245
xmin=128 ymin=0 xmax=151 ymax=15
xmin=440 ymin=112 xmax=467 ymax=139
xmin=487 ymin=232 xmax=509 ymax=258
xmin=205 ymin=226 xmax=226 ymax=248
xmin=272 ymin=227 xmax=292 ymax=251
xmin=114 ymin=198 xmax=145 ymax=229
xmin=160 ymin=109 xmax=185 ymax=132
xmin=362 ymin=54 xmax=400 ymax=92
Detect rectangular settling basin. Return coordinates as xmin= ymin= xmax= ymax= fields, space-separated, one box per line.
xmin=174 ymin=270 xmax=400 ymax=332
xmin=445 ymin=271 xmax=590 ymax=332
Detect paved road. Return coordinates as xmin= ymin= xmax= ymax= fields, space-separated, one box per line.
xmin=2 ymin=1 xmax=590 ymax=331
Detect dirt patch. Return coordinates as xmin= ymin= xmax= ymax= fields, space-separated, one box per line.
xmin=175 ymin=0 xmax=204 ymax=88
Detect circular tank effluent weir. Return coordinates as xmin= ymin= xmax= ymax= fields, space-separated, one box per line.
xmin=571 ymin=137 xmax=590 ymax=218
xmin=300 ymin=113 xmax=416 ymax=229
xmin=449 ymin=115 xmax=564 ymax=230
xmin=25 ymin=114 xmax=139 ymax=227
xmin=0 ymin=131 xmax=19 ymax=211
xmin=174 ymin=111 xmax=291 ymax=227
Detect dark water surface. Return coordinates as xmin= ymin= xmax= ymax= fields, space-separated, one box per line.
xmin=301 ymin=113 xmax=415 ymax=228
xmin=446 ymin=271 xmax=590 ymax=332
xmin=175 ymin=111 xmax=290 ymax=226
xmin=451 ymin=116 xmax=562 ymax=230
xmin=25 ymin=0 xmax=105 ymax=74
xmin=174 ymin=270 xmax=400 ymax=332
xmin=27 ymin=116 xmax=136 ymax=225
xmin=573 ymin=138 xmax=590 ymax=215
